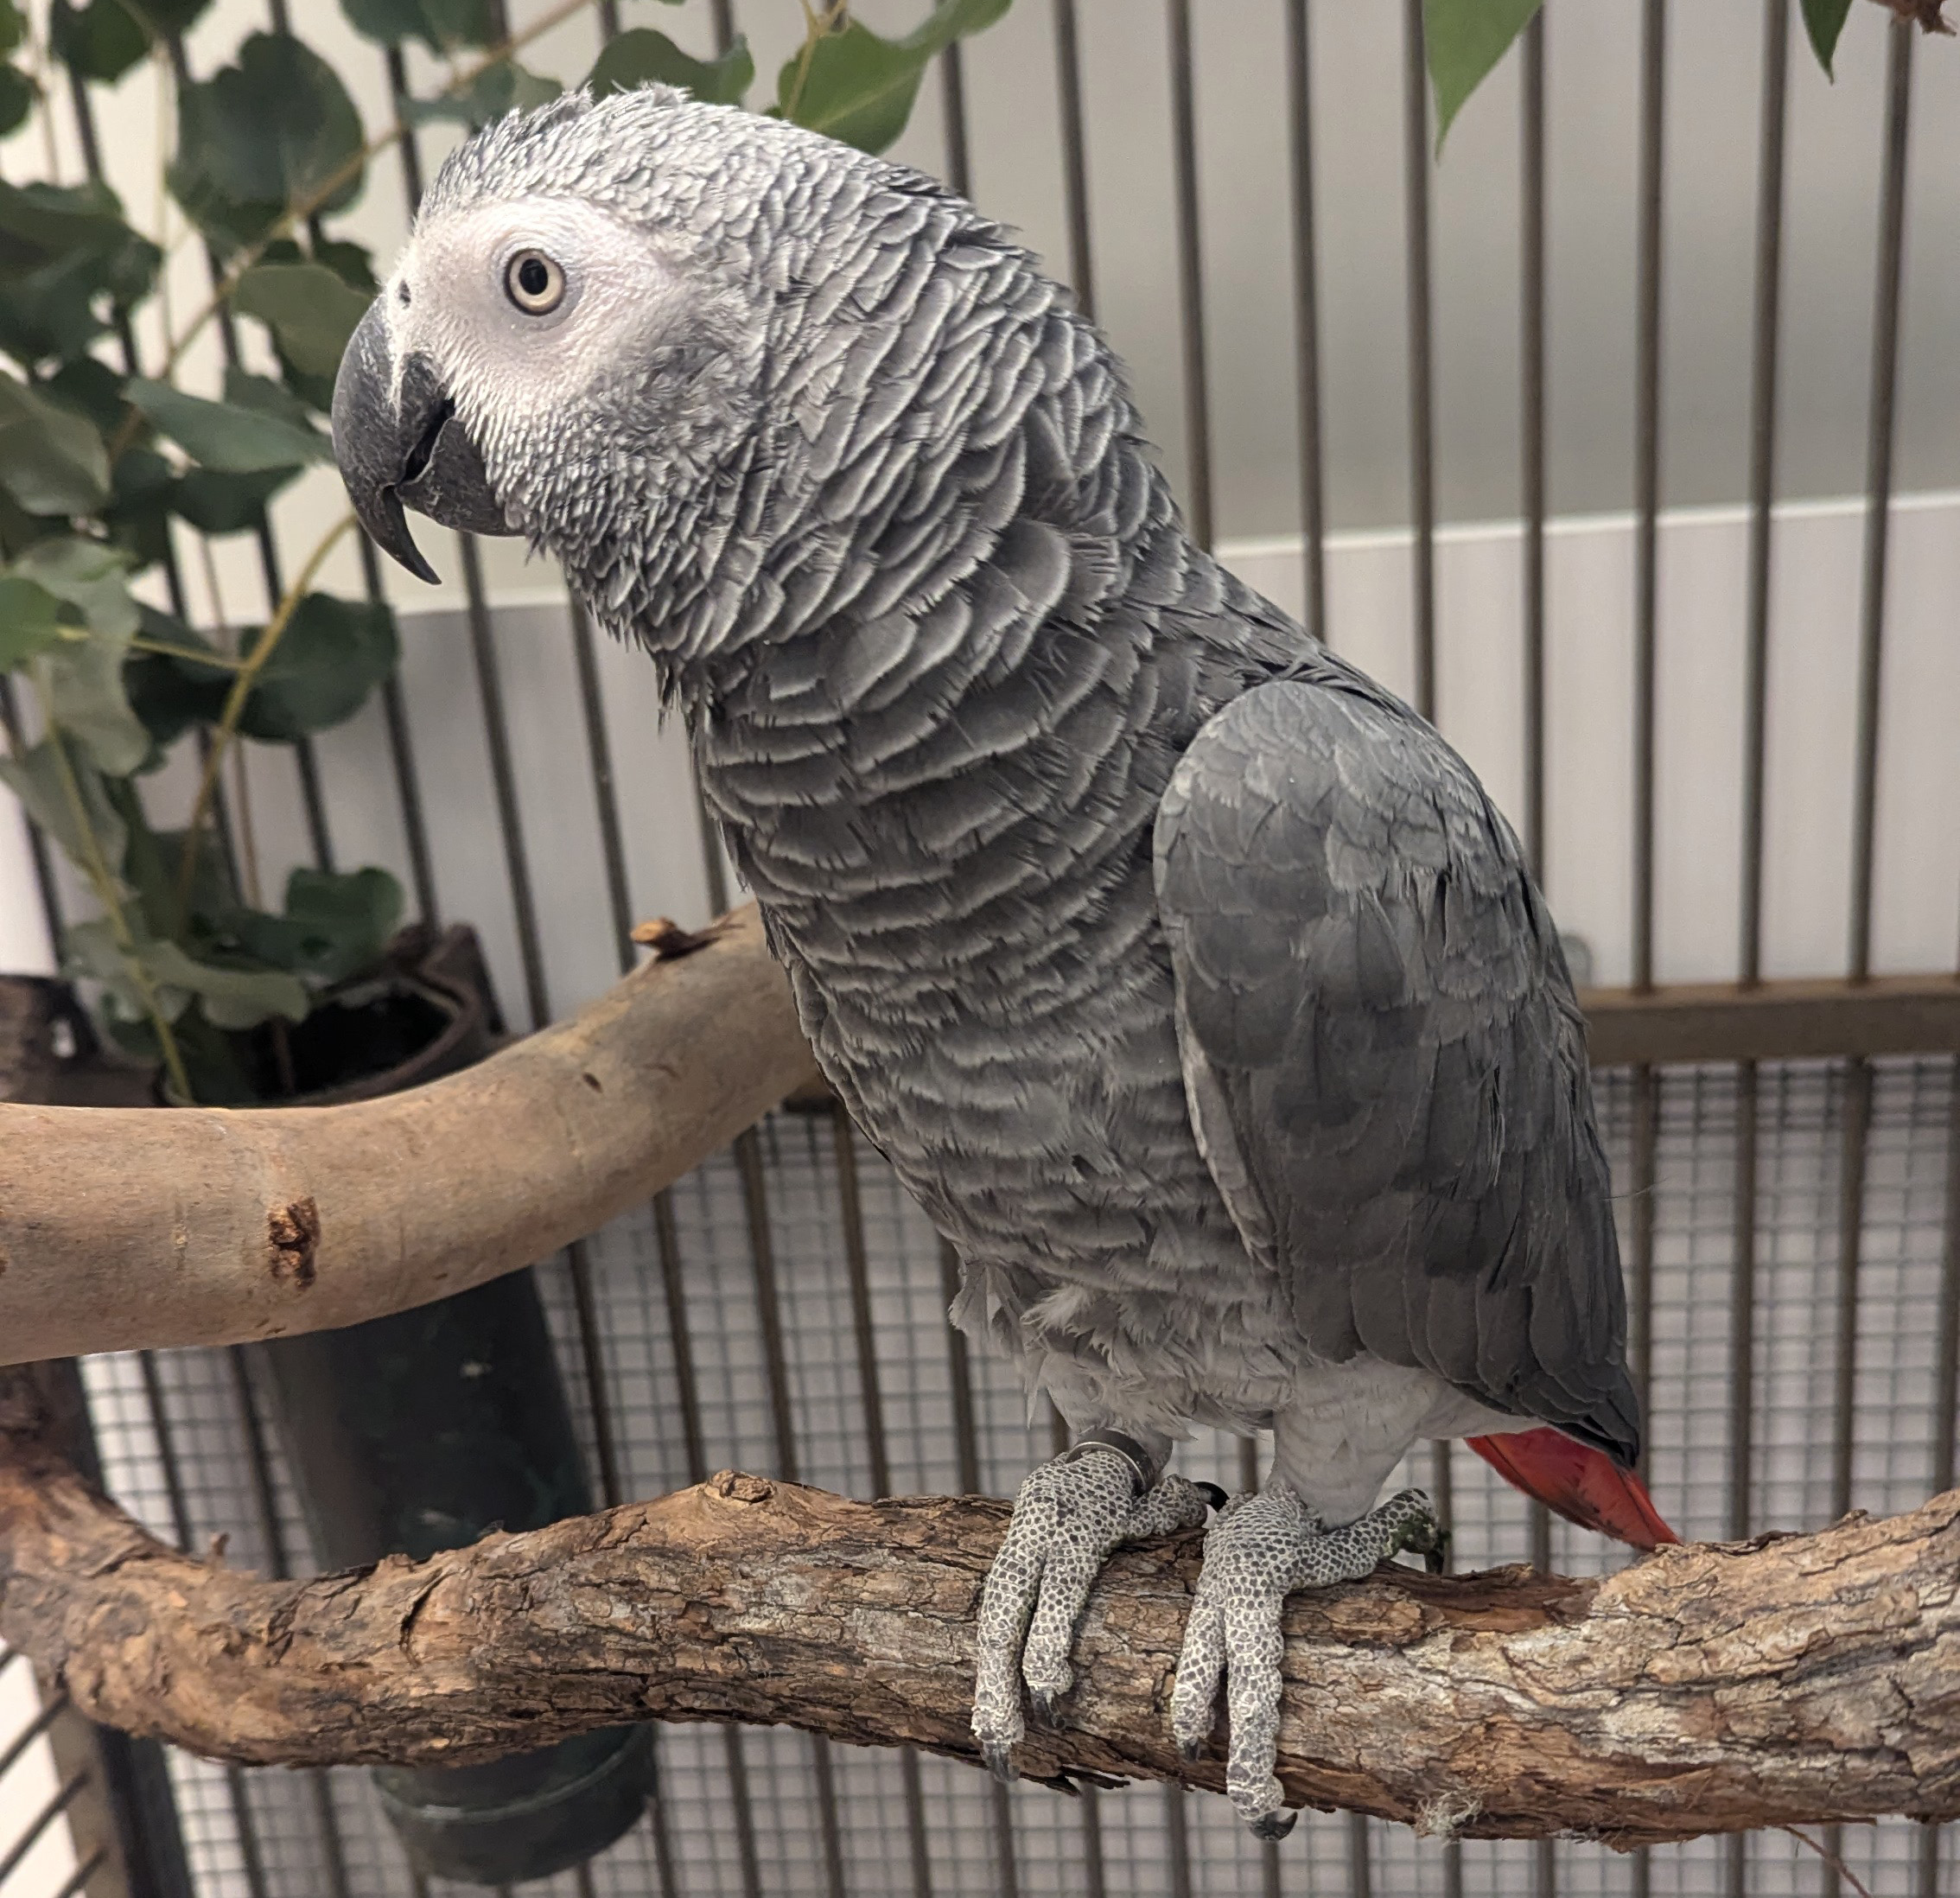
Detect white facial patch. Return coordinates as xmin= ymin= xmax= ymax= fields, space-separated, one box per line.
xmin=387 ymin=196 xmax=690 ymax=449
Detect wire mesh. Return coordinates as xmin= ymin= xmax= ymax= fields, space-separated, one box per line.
xmin=4 ymin=3 xmax=1958 ymax=1895
xmin=48 ymin=1054 xmax=1953 ymax=1898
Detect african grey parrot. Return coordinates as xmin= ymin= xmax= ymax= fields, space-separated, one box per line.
xmin=332 ymin=86 xmax=1674 ymax=1836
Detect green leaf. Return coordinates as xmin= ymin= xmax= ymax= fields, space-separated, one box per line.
xmin=169 ymin=33 xmax=364 ymax=252
xmin=0 ymin=374 xmax=109 ymax=513
xmin=62 ymin=918 xmax=172 ymax=1023
xmin=0 ymin=737 xmax=127 ymax=888
xmin=126 ymin=376 xmax=329 ymax=473
xmin=0 ymin=62 xmax=35 ymax=138
xmin=124 ymin=608 xmax=229 ymax=751
xmin=589 ymin=29 xmax=754 ymax=107
xmin=169 ymin=463 xmax=298 ymax=534
xmin=404 ymin=58 xmax=561 ymax=131
xmin=232 ymin=261 xmax=371 ymax=378
xmin=1422 ymin=0 xmax=1542 ymax=150
xmin=1800 ymin=0 xmax=1855 ymax=77
xmin=0 ymin=178 xmax=161 ymax=365
xmin=779 ymin=0 xmax=1008 ymax=156
xmin=340 ymin=0 xmax=500 ymax=54
xmin=901 ymin=0 xmax=1012 ymax=60
xmin=0 ymin=576 xmax=71 ymax=668
xmin=239 ymin=593 xmax=398 ymax=741
xmin=138 ymin=939 xmax=310 ymax=1029
xmin=230 ymin=864 xmax=403 ymax=984
xmin=0 ymin=3 xmax=23 ymax=55
xmin=46 ymin=0 xmax=208 ymax=82
xmin=101 ymin=445 xmax=175 ymax=567
xmin=17 ymin=535 xmax=137 ymax=640
xmin=16 ymin=538 xmax=148 ymax=774
xmin=312 ymin=236 xmax=379 ymax=296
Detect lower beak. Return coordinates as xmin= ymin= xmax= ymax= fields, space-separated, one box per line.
xmin=330 ymin=299 xmax=518 ymax=585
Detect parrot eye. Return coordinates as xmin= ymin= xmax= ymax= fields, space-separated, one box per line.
xmin=504 ymin=248 xmax=564 ymax=315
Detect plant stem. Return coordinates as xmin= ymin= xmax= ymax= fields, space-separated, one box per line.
xmin=127 ymin=637 xmax=247 ymax=670
xmin=175 ymin=510 xmax=354 ymax=916
xmin=29 ymin=680 xmax=195 ymax=1105
xmin=782 ymin=2 xmax=851 ymax=124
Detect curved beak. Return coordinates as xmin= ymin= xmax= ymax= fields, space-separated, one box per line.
xmin=331 ymin=298 xmax=519 ymax=585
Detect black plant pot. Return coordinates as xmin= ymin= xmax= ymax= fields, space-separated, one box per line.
xmin=244 ymin=927 xmax=652 ymax=1884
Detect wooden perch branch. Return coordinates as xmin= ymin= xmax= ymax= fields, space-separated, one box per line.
xmin=0 ymin=907 xmax=818 ymax=1366
xmin=3 ymin=1370 xmax=1957 ymax=1849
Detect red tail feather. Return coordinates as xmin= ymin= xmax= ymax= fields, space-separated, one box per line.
xmin=1465 ymin=1427 xmax=1677 ymax=1551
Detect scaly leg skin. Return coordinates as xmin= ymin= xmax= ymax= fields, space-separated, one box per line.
xmin=971 ymin=1442 xmax=1219 ymax=1779
xmin=1169 ymin=1486 xmax=1442 ymax=1839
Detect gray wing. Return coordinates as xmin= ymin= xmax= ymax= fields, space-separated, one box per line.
xmin=1152 ymin=668 xmax=1639 ymax=1463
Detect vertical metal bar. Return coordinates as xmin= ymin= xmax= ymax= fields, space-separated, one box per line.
xmin=1739 ymin=0 xmax=1791 ymax=992
xmin=1518 ymin=0 xmax=1555 ymax=1648
xmin=1824 ymin=56 xmax=1915 ymax=1893
xmin=1166 ymin=0 xmax=1214 ymax=552
xmin=939 ymin=1243 xmax=1020 ymax=1897
xmin=655 ymin=1191 xmax=709 ymax=1490
xmin=1848 ymin=18 xmax=1914 ymax=988
xmin=832 ymin=1105 xmax=935 ymax=1898
xmin=1934 ymin=1067 xmax=1960 ymax=1501
xmin=355 ymin=532 xmax=439 ymax=927
xmin=834 ymin=1110 xmax=891 ymax=1500
xmin=226 ymin=1349 xmax=353 ymax=1898
xmin=1630 ymin=40 xmax=1665 ymax=1891
xmin=709 ymin=0 xmax=736 ymax=57
xmin=1347 ymin=1808 xmax=1373 ymax=1898
xmin=1053 ymin=0 xmax=1096 ymax=320
xmin=1728 ymin=41 xmax=1788 ymax=1816
xmin=1164 ymin=1785 xmax=1194 ymax=1898
xmin=568 ymin=603 xmax=637 ymax=975
xmin=1631 ymin=0 xmax=1666 ymax=997
xmin=940 ymin=1241 xmax=983 ymax=1499
xmin=1519 ymin=9 xmax=1547 ymax=875
xmin=454 ymin=535 xmax=550 ymax=1029
xmin=1921 ymin=1067 xmax=1960 ymax=1898
xmin=134 ymin=1352 xmax=270 ymax=1898
xmin=1728 ymin=1069 xmax=1759 ymax=1547
xmin=1399 ymin=0 xmax=1437 ymax=723
xmin=1282 ymin=0 xmax=1327 ymax=644
xmin=940 ymin=38 xmax=971 ymax=196
xmin=1831 ymin=1060 xmax=1874 ymax=1523
xmin=1629 ymin=1067 xmax=1659 ymax=1441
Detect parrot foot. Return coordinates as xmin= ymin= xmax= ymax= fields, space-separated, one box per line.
xmin=970 ymin=1444 xmax=1216 ymax=1777
xmin=1168 ymin=1485 xmax=1441 ymax=1837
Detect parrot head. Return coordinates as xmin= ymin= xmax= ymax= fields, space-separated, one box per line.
xmin=331 ymin=86 xmax=844 ymax=603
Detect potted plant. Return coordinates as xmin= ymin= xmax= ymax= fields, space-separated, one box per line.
xmin=1 ymin=0 xmax=1010 ymax=1878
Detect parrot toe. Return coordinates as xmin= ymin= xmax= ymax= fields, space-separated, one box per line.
xmin=1171 ymin=1484 xmax=1441 ymax=1838
xmin=970 ymin=1446 xmax=1212 ymax=1774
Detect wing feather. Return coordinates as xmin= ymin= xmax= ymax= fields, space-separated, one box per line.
xmin=1153 ymin=669 xmax=1639 ymax=1462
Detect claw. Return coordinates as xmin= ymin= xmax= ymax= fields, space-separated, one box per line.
xmin=1424 ymin=1525 xmax=1451 ymax=1576
xmin=1029 ymin=1688 xmax=1060 ymax=1728
xmin=1178 ymin=1735 xmax=1206 ymax=1763
xmin=1197 ymin=1481 xmax=1229 ymax=1510
xmin=1251 ymin=1809 xmax=1298 ymax=1842
xmin=983 ymin=1741 xmax=1016 ymax=1784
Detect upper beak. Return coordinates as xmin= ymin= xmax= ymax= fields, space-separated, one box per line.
xmin=331 ymin=299 xmax=519 ymax=585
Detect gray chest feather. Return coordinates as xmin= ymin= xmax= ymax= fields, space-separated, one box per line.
xmin=687 ymin=529 xmax=1304 ymax=1436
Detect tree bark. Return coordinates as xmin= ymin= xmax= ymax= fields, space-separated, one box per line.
xmin=3 ymin=1378 xmax=1957 ymax=1850
xmin=0 ymin=908 xmax=818 ymax=1366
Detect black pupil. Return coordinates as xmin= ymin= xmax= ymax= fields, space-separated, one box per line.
xmin=517 ymin=257 xmax=550 ymax=299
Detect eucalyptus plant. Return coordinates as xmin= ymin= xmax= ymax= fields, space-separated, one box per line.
xmin=0 ymin=0 xmax=1007 ymax=1105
